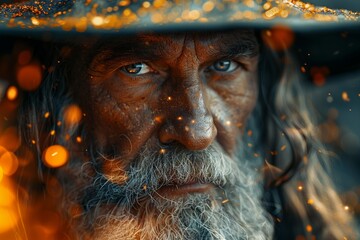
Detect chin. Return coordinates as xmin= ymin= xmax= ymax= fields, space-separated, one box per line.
xmin=56 ymin=141 xmax=273 ymax=239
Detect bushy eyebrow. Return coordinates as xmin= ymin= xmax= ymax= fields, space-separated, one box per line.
xmin=222 ymin=41 xmax=259 ymax=58
xmin=91 ymin=32 xmax=259 ymax=66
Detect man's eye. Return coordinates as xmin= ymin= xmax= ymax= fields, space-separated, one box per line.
xmin=212 ymin=60 xmax=238 ymax=72
xmin=121 ymin=63 xmax=151 ymax=75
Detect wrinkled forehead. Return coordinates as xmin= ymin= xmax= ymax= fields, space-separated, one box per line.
xmin=89 ymin=30 xmax=259 ymax=60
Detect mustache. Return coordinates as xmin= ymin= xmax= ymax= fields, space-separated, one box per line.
xmin=81 ymin=142 xmax=236 ymax=211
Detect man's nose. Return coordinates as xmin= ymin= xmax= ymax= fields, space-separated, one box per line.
xmin=159 ymin=82 xmax=217 ymax=151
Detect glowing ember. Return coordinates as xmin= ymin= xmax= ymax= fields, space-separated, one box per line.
xmin=154 ymin=116 xmax=162 ymax=123
xmin=91 ymin=16 xmax=104 ymax=26
xmin=76 ymin=136 xmax=82 ymax=143
xmin=44 ymin=112 xmax=50 ymax=118
xmin=6 ymin=86 xmax=18 ymax=101
xmin=43 ymin=145 xmax=69 ymax=168
xmin=30 ymin=17 xmax=39 ymax=26
xmin=63 ymin=104 xmax=82 ymax=126
xmin=307 ymin=199 xmax=314 ymax=205
xmin=306 ymin=224 xmax=312 ymax=232
xmin=159 ymin=148 xmax=166 ymax=154
xmin=297 ymin=185 xmax=303 ymax=191
xmin=342 ymin=91 xmax=350 ymax=102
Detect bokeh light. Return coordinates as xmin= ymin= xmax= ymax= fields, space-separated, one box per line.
xmin=17 ymin=50 xmax=32 ymax=65
xmin=262 ymin=25 xmax=294 ymax=51
xmin=0 ymin=127 xmax=21 ymax=152
xmin=0 ymin=182 xmax=18 ymax=234
xmin=6 ymin=86 xmax=18 ymax=101
xmin=43 ymin=145 xmax=69 ymax=168
xmin=0 ymin=167 xmax=3 ymax=183
xmin=0 ymin=151 xmax=19 ymax=176
xmin=310 ymin=66 xmax=329 ymax=86
xmin=63 ymin=104 xmax=82 ymax=126
xmin=33 ymin=210 xmax=61 ymax=236
xmin=0 ymin=184 xmax=15 ymax=207
xmin=16 ymin=64 xmax=42 ymax=91
xmin=0 ymin=208 xmax=18 ymax=234
xmin=92 ymin=16 xmax=104 ymax=26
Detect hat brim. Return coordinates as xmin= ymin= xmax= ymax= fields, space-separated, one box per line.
xmin=1 ymin=0 xmax=360 ymax=39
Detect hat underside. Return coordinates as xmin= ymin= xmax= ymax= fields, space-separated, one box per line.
xmin=0 ymin=0 xmax=359 ymax=35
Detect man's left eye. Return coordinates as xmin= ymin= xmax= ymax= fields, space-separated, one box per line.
xmin=211 ymin=60 xmax=238 ymax=72
xmin=121 ymin=63 xmax=151 ymax=75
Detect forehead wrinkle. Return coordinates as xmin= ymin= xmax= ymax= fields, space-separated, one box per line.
xmin=194 ymin=30 xmax=259 ymax=59
xmin=137 ymin=33 xmax=185 ymax=60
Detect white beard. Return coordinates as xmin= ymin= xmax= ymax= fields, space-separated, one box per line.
xmin=57 ymin=141 xmax=274 ymax=240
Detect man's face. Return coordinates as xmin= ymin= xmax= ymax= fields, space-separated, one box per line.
xmin=69 ymin=30 xmax=272 ymax=239
xmin=83 ymin=30 xmax=259 ymax=180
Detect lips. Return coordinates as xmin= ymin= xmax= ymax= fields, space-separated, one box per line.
xmin=155 ymin=182 xmax=215 ymax=198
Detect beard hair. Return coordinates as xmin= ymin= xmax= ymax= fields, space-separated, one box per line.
xmin=57 ymin=140 xmax=273 ymax=240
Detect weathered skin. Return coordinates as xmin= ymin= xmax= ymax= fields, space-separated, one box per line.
xmin=73 ymin=30 xmax=259 ymax=191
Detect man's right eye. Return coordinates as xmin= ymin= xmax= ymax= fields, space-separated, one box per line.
xmin=121 ymin=63 xmax=152 ymax=75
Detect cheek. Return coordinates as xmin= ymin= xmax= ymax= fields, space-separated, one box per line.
xmin=210 ymin=73 xmax=258 ymax=128
xmin=88 ymin=84 xmax=157 ymax=153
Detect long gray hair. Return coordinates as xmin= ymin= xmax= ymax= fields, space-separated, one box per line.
xmin=254 ymin=38 xmax=356 ymax=239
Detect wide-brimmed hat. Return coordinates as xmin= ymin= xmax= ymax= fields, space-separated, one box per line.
xmin=0 ymin=0 xmax=359 ymax=36
xmin=1 ymin=1 xmax=360 ymax=79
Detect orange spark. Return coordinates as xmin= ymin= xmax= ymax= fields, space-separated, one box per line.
xmin=43 ymin=145 xmax=69 ymax=168
xmin=6 ymin=86 xmax=18 ymax=101
xmin=64 ymin=104 xmax=82 ymax=126
xmin=342 ymin=92 xmax=350 ymax=102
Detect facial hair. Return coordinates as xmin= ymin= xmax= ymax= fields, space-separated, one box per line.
xmin=57 ymin=141 xmax=274 ymax=240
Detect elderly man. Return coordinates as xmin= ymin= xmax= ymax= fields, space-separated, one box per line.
xmin=0 ymin=0 xmax=359 ymax=239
